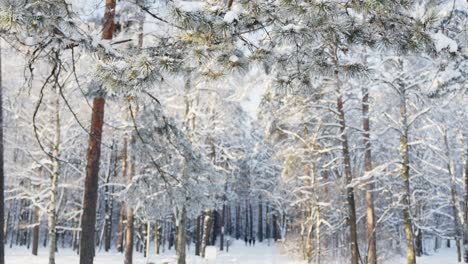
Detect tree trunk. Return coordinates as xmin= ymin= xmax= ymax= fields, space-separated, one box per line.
xmin=336 ymin=92 xmax=359 ymax=264
xmin=79 ymin=0 xmax=115 ymax=259
xmin=79 ymin=96 xmax=106 ymax=264
xmin=273 ymin=214 xmax=278 ymax=241
xmin=249 ymin=204 xmax=253 ymax=240
xmin=444 ymin=130 xmax=463 ymax=263
xmin=124 ymin=208 xmax=134 ymax=264
xmin=176 ymin=207 xmax=187 ymax=264
xmin=124 ymin=134 xmax=135 ymax=264
xmin=104 ymin=142 xmax=116 ymax=252
xmin=0 ymin=39 xmax=5 ymax=264
xmin=220 ymin=204 xmax=225 ymax=251
xmin=236 ymin=204 xmax=240 ymax=240
xmin=155 ymin=221 xmax=160 ymax=255
xmin=461 ymin=131 xmax=468 ymax=263
xmin=3 ymin=205 xmax=9 ymax=245
xmin=258 ymin=195 xmax=263 ymax=243
xmin=399 ymin=91 xmax=415 ymax=264
xmin=145 ymin=222 xmax=150 ymax=263
xmin=201 ymin=209 xmax=212 ymax=258
xmin=118 ymin=137 xmax=128 ymax=253
xmin=32 ymin=207 xmax=40 ymax=256
xmin=195 ymin=215 xmax=201 ymax=256
xmin=48 ymin=87 xmax=61 ymax=264
xmin=362 ymin=86 xmax=377 ymax=264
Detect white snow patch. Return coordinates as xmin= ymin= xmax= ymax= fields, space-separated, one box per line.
xmin=431 ymin=32 xmax=458 ymax=53
xmin=229 ymin=55 xmax=239 ymax=63
xmin=175 ymin=0 xmax=204 ymax=12
xmin=224 ymin=11 xmax=238 ymax=23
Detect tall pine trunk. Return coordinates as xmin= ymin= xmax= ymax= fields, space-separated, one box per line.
xmin=79 ymin=0 xmax=115 ymax=263
xmin=362 ymin=86 xmax=377 ymax=264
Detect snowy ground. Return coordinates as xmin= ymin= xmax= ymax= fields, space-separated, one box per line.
xmin=5 ymin=241 xmax=303 ymax=264
xmin=388 ymin=247 xmax=459 ymax=264
xmin=5 ymin=242 xmax=459 ymax=264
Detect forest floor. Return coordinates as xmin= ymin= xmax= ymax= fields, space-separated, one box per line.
xmin=4 ymin=242 xmax=458 ymax=264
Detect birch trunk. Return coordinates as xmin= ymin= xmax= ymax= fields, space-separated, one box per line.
xmin=444 ymin=130 xmax=462 ymax=263
xmin=399 ymin=90 xmax=415 ymax=264
xmin=201 ymin=209 xmax=212 ymax=258
xmin=48 ymin=87 xmax=61 ymax=264
xmin=124 ymin=134 xmax=135 ymax=264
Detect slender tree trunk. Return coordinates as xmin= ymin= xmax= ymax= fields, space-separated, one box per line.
xmin=118 ymin=137 xmax=128 ymax=253
xmin=0 ymin=39 xmax=5 ymax=264
xmin=145 ymin=222 xmax=150 ymax=264
xmin=444 ymin=130 xmax=463 ymax=263
xmin=3 ymin=205 xmax=9 ymax=245
xmin=195 ymin=215 xmax=201 ymax=256
xmin=176 ymin=207 xmax=187 ymax=264
xmin=336 ymin=92 xmax=359 ymax=264
xmin=258 ymin=195 xmax=263 ymax=243
xmin=362 ymin=86 xmax=377 ymax=264
xmin=273 ymin=214 xmax=278 ymax=241
xmin=201 ymin=209 xmax=212 ymax=258
xmin=79 ymin=0 xmax=115 ymax=260
xmin=48 ymin=87 xmax=61 ymax=264
xmin=399 ymin=91 xmax=415 ymax=264
xmin=155 ymin=221 xmax=160 ymax=255
xmin=236 ymin=204 xmax=240 ymax=240
xmin=220 ymin=204 xmax=225 ymax=251
xmin=124 ymin=208 xmax=134 ymax=264
xmin=32 ymin=206 xmax=40 ymax=256
xmin=249 ymin=204 xmax=253 ymax=240
xmin=104 ymin=142 xmax=116 ymax=252
xmin=124 ymin=134 xmax=135 ymax=264
xmin=459 ymin=131 xmax=468 ymax=263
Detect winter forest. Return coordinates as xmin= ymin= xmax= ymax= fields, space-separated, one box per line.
xmin=0 ymin=0 xmax=466 ymax=264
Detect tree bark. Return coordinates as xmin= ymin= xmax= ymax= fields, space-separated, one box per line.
xmin=32 ymin=207 xmax=40 ymax=256
xmin=220 ymin=204 xmax=225 ymax=251
xmin=336 ymin=92 xmax=359 ymax=264
xmin=444 ymin=130 xmax=463 ymax=263
xmin=124 ymin=134 xmax=135 ymax=264
xmin=195 ymin=215 xmax=201 ymax=256
xmin=118 ymin=137 xmax=128 ymax=253
xmin=79 ymin=1 xmax=115 ymax=263
xmin=176 ymin=207 xmax=187 ymax=264
xmin=399 ymin=90 xmax=415 ymax=264
xmin=362 ymin=86 xmax=377 ymax=264
xmin=0 ymin=38 xmax=5 ymax=264
xmin=48 ymin=87 xmax=61 ymax=264
xmin=258 ymin=195 xmax=263 ymax=242
xmin=155 ymin=221 xmax=160 ymax=255
xmin=460 ymin=131 xmax=468 ymax=263
xmin=201 ymin=209 xmax=212 ymax=258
